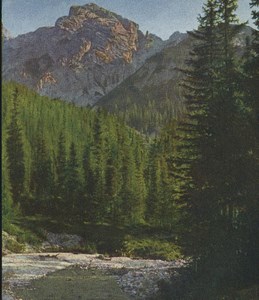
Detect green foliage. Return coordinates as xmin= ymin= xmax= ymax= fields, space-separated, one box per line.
xmin=171 ymin=0 xmax=259 ymax=297
xmin=146 ymin=121 xmax=182 ymax=228
xmin=122 ymin=236 xmax=182 ymax=261
xmin=30 ymin=137 xmax=54 ymax=214
xmin=5 ymin=88 xmax=25 ymax=206
xmin=3 ymin=220 xmax=42 ymax=254
xmin=4 ymin=238 xmax=25 ymax=253
xmin=2 ymin=81 xmax=150 ymax=226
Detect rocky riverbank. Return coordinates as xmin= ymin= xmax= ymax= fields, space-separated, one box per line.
xmin=2 ymin=253 xmax=187 ymax=300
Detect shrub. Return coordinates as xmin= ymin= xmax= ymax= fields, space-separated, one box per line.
xmin=122 ymin=236 xmax=182 ymax=260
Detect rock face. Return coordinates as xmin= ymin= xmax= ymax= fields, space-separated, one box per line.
xmin=2 ymin=24 xmax=12 ymax=40
xmin=3 ymin=3 xmax=164 ymax=105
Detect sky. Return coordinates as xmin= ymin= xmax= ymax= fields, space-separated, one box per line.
xmin=2 ymin=0 xmax=254 ymax=40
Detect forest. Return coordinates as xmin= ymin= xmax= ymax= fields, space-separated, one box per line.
xmin=2 ymin=82 xmax=180 ymax=228
xmin=2 ymin=0 xmax=259 ymax=299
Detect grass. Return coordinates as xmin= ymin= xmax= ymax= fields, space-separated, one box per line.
xmin=4 ymin=237 xmax=25 ymax=253
xmin=3 ymin=220 xmax=43 ymax=253
xmin=4 ymin=220 xmax=43 ymax=245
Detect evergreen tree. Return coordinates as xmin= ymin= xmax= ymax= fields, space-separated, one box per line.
xmin=82 ymin=147 xmax=98 ymax=222
xmin=146 ymin=150 xmax=161 ymax=225
xmin=239 ymin=0 xmax=259 ymax=286
xmin=131 ymin=140 xmax=147 ymax=223
xmin=176 ymin=0 xmax=252 ymax=296
xmin=64 ymin=142 xmax=81 ymax=221
xmin=2 ymin=130 xmax=15 ymax=228
xmin=176 ymin=0 xmax=221 ymax=255
xmin=6 ymin=88 xmax=25 ymax=207
xmin=30 ymin=137 xmax=54 ymax=214
xmin=105 ymin=157 xmax=121 ymax=223
xmin=119 ymin=135 xmax=138 ymax=224
xmin=55 ymin=132 xmax=67 ymax=216
xmin=92 ymin=111 xmax=108 ymax=222
xmin=246 ymin=1 xmax=259 ymax=122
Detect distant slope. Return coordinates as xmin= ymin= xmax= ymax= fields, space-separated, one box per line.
xmin=97 ymin=35 xmax=191 ymax=134
xmin=97 ymin=26 xmax=253 ymax=135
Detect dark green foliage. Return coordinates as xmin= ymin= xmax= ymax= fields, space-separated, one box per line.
xmin=82 ymin=147 xmax=97 ymax=222
xmin=64 ymin=142 xmax=82 ymax=220
xmin=173 ymin=0 xmax=259 ymax=297
xmin=6 ymin=88 xmax=25 ymax=206
xmin=245 ymin=1 xmax=259 ymax=126
xmin=240 ymin=0 xmax=259 ymax=289
xmin=2 ymin=81 xmax=169 ymax=228
xmin=54 ymin=132 xmax=67 ymax=217
xmin=146 ymin=122 xmax=181 ymax=229
xmin=30 ymin=137 xmax=54 ymax=214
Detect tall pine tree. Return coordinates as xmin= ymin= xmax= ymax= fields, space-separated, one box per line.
xmin=64 ymin=142 xmax=81 ymax=221
xmin=30 ymin=137 xmax=54 ymax=214
xmin=55 ymin=131 xmax=67 ymax=217
xmin=6 ymin=88 xmax=25 ymax=208
xmin=176 ymin=0 xmax=252 ymax=296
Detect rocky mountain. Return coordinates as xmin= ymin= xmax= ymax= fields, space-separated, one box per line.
xmin=2 ymin=3 xmax=164 ymax=105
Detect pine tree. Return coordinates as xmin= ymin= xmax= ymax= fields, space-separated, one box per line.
xmin=176 ymin=0 xmax=221 ymax=255
xmin=64 ymin=142 xmax=81 ymax=221
xmin=6 ymin=88 xmax=25 ymax=207
xmin=2 ymin=165 xmax=14 ymax=228
xmin=239 ymin=0 xmax=259 ymax=286
xmin=30 ymin=137 xmax=54 ymax=214
xmin=105 ymin=157 xmax=121 ymax=223
xmin=176 ymin=0 xmax=251 ymax=296
xmin=55 ymin=132 xmax=67 ymax=216
xmin=146 ymin=148 xmax=161 ymax=225
xmin=119 ymin=134 xmax=138 ymax=224
xmin=92 ymin=111 xmax=108 ymax=222
xmin=82 ymin=147 xmax=99 ymax=222
xmin=246 ymin=1 xmax=259 ymax=123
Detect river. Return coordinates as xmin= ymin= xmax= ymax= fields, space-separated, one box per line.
xmin=3 ymin=253 xmax=186 ymax=299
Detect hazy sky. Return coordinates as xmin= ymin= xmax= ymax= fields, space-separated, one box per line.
xmin=2 ymin=0 xmax=253 ymax=40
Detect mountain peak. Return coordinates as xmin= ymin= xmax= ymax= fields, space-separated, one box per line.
xmin=54 ymin=3 xmax=141 ymax=64
xmin=3 ymin=4 xmax=164 ymax=105
xmin=68 ymin=3 xmax=114 ymax=17
xmin=168 ymin=31 xmax=187 ymax=43
xmin=56 ymin=3 xmax=134 ymax=33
